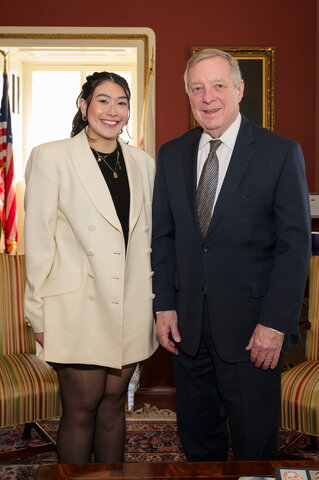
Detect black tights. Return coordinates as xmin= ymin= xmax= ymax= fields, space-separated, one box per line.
xmin=55 ymin=363 xmax=136 ymax=463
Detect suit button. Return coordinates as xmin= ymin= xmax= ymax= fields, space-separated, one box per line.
xmin=202 ymin=285 xmax=207 ymax=295
xmin=203 ymin=245 xmax=209 ymax=253
xmin=87 ymin=251 xmax=94 ymax=256
xmin=89 ymin=294 xmax=96 ymax=300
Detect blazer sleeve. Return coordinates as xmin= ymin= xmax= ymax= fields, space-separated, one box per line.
xmin=151 ymin=146 xmax=177 ymax=312
xmin=24 ymin=144 xmax=59 ymax=333
xmin=258 ymin=141 xmax=311 ymax=335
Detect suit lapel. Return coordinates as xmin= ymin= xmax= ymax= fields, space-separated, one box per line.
xmin=207 ymin=117 xmax=256 ymax=235
xmin=183 ymin=128 xmax=202 ymax=219
xmin=70 ymin=130 xmax=122 ymax=231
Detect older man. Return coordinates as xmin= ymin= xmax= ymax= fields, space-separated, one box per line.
xmin=152 ymin=49 xmax=311 ymax=461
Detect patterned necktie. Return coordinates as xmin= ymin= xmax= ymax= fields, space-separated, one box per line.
xmin=197 ymin=139 xmax=222 ymax=236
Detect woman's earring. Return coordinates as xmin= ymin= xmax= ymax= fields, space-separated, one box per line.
xmin=82 ymin=114 xmax=87 ymax=121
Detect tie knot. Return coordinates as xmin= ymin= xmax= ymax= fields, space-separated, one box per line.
xmin=209 ymin=139 xmax=222 ymax=155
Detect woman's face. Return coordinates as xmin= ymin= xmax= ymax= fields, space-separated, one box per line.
xmin=80 ymin=80 xmax=129 ymax=148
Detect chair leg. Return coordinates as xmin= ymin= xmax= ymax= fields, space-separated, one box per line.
xmin=0 ymin=421 xmax=57 ymax=462
xmin=310 ymin=435 xmax=318 ymax=449
xmin=22 ymin=422 xmax=33 ymax=439
xmin=23 ymin=421 xmax=57 ymax=446
xmin=277 ymin=432 xmax=307 ymax=458
xmin=278 ymin=432 xmax=319 ymax=459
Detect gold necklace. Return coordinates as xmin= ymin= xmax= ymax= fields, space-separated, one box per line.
xmin=92 ymin=146 xmax=121 ymax=179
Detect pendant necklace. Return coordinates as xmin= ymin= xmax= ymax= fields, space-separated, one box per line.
xmin=92 ymin=145 xmax=121 ymax=179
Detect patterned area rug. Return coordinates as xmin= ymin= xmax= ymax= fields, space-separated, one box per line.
xmin=0 ymin=405 xmax=318 ymax=480
xmin=0 ymin=406 xmax=184 ymax=480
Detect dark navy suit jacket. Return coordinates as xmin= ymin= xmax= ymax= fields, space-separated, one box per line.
xmin=152 ymin=116 xmax=311 ymax=362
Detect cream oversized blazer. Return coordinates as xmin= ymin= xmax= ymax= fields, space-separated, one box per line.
xmin=24 ymin=129 xmax=158 ymax=368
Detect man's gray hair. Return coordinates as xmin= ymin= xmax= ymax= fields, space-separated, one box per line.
xmin=184 ymin=48 xmax=242 ymax=93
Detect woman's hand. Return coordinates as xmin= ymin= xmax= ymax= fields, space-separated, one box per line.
xmin=35 ymin=332 xmax=44 ymax=347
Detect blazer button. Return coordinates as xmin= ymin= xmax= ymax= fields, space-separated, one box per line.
xmin=89 ymin=294 xmax=96 ymax=300
xmin=202 ymin=285 xmax=207 ymax=295
xmin=149 ymin=293 xmax=155 ymax=299
xmin=87 ymin=251 xmax=94 ymax=256
xmin=202 ymin=245 xmax=209 ymax=253
xmin=146 ymin=248 xmax=152 ymax=254
xmin=144 ymin=226 xmax=150 ymax=232
xmin=149 ymin=271 xmax=154 ymax=277
xmin=88 ymin=225 xmax=96 ymax=231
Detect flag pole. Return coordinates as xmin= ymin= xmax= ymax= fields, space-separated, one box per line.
xmin=0 ymin=50 xmax=7 ymax=244
xmin=0 ymin=49 xmax=18 ymax=254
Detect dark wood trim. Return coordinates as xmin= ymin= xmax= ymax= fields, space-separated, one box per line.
xmin=35 ymin=460 xmax=319 ymax=480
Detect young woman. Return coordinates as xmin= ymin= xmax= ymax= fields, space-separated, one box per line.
xmin=24 ymin=72 xmax=158 ymax=463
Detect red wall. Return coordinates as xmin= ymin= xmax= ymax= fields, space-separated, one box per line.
xmin=2 ymin=0 xmax=318 ymax=189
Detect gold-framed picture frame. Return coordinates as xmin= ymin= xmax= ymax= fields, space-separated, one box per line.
xmin=190 ymin=46 xmax=275 ymax=130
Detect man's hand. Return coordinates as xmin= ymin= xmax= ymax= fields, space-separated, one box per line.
xmin=156 ymin=310 xmax=181 ymax=355
xmin=245 ymin=324 xmax=284 ymax=370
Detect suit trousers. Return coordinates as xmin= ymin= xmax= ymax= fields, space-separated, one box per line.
xmin=172 ymin=297 xmax=281 ymax=461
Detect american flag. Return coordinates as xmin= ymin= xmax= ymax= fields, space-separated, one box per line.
xmin=0 ymin=71 xmax=18 ymax=254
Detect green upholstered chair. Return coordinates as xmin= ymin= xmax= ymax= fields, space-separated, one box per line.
xmin=0 ymin=253 xmax=61 ymax=461
xmin=280 ymin=255 xmax=319 ymax=455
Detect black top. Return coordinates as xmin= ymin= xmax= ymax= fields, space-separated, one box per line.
xmin=91 ymin=143 xmax=130 ymax=248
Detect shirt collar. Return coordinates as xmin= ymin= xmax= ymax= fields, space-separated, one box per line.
xmin=199 ymin=113 xmax=242 ymax=151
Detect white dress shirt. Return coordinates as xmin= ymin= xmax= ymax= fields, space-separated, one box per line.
xmin=197 ymin=114 xmax=241 ymax=215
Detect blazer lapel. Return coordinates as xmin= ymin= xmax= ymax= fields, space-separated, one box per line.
xmin=70 ymin=130 xmax=122 ymax=231
xmin=207 ymin=117 xmax=256 ymax=235
xmin=119 ymin=140 xmax=143 ymax=235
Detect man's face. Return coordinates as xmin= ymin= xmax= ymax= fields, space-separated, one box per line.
xmin=188 ymin=56 xmax=244 ymax=138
